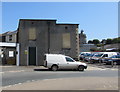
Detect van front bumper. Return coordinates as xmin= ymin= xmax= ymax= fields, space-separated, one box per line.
xmin=84 ymin=66 xmax=87 ymax=69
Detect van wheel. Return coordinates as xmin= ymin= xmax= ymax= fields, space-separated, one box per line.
xmin=78 ymin=66 xmax=84 ymax=71
xmin=51 ymin=65 xmax=58 ymax=71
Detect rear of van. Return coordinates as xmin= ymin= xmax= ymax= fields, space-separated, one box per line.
xmin=43 ymin=54 xmax=65 ymax=69
xmin=43 ymin=54 xmax=47 ymax=67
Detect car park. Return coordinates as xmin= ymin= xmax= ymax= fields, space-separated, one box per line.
xmin=90 ymin=52 xmax=117 ymax=63
xmin=44 ymin=54 xmax=87 ymax=71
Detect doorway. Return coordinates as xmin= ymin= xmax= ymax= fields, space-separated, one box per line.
xmin=28 ymin=47 xmax=36 ymax=65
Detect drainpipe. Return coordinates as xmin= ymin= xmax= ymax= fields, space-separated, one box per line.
xmin=47 ymin=22 xmax=50 ymax=54
xmin=16 ymin=43 xmax=19 ymax=66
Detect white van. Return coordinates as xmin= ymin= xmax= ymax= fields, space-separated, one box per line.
xmin=44 ymin=54 xmax=87 ymax=71
xmin=101 ymin=52 xmax=117 ymax=58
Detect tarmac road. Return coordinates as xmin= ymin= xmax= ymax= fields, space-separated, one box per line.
xmin=1 ymin=65 xmax=119 ymax=90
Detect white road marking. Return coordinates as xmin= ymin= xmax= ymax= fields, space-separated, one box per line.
xmin=0 ymin=72 xmax=4 ymax=74
xmin=2 ymin=82 xmax=23 ymax=89
xmin=1 ymin=70 xmax=25 ymax=74
xmin=7 ymin=70 xmax=25 ymax=73
xmin=0 ymin=66 xmax=13 ymax=68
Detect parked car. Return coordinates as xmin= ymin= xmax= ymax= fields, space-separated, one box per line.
xmin=90 ymin=53 xmax=103 ymax=63
xmin=44 ymin=54 xmax=87 ymax=71
xmin=84 ymin=53 xmax=94 ymax=62
xmin=79 ymin=52 xmax=91 ymax=60
xmin=103 ymin=55 xmax=120 ymax=65
xmin=79 ymin=53 xmax=86 ymax=60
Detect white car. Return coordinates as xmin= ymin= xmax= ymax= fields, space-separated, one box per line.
xmin=44 ymin=54 xmax=87 ymax=71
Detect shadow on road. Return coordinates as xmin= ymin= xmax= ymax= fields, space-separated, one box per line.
xmin=34 ymin=69 xmax=80 ymax=71
xmin=34 ymin=69 xmax=49 ymax=71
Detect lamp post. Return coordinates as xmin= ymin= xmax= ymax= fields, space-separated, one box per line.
xmin=102 ymin=39 xmax=106 ymax=51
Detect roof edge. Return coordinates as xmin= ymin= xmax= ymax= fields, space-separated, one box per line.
xmin=56 ymin=23 xmax=79 ymax=25
xmin=19 ymin=19 xmax=57 ymax=21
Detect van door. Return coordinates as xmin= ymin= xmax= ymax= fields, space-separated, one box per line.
xmin=63 ymin=57 xmax=78 ymax=69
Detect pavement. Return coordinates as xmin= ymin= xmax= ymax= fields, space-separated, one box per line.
xmin=2 ymin=77 xmax=118 ymax=90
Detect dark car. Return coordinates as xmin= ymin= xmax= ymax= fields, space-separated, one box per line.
xmin=79 ymin=53 xmax=90 ymax=60
xmin=84 ymin=54 xmax=94 ymax=62
xmin=103 ymin=55 xmax=120 ymax=65
xmin=79 ymin=53 xmax=86 ymax=60
xmin=90 ymin=54 xmax=104 ymax=63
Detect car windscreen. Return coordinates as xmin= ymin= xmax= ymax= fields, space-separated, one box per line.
xmin=89 ymin=54 xmax=94 ymax=57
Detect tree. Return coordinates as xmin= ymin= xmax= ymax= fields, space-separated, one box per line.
xmin=118 ymin=37 xmax=120 ymax=43
xmin=88 ymin=40 xmax=93 ymax=44
xmin=92 ymin=39 xmax=100 ymax=44
xmin=106 ymin=38 xmax=112 ymax=44
xmin=112 ymin=37 xmax=120 ymax=44
xmin=101 ymin=39 xmax=106 ymax=44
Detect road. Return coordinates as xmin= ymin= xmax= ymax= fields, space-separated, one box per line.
xmin=1 ymin=64 xmax=119 ymax=90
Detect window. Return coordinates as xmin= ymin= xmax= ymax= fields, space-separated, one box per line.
xmin=116 ymin=55 xmax=120 ymax=58
xmin=111 ymin=55 xmax=116 ymax=58
xmin=62 ymin=33 xmax=71 ymax=48
xmin=102 ymin=54 xmax=108 ymax=57
xmin=29 ymin=28 xmax=36 ymax=40
xmin=95 ymin=54 xmax=103 ymax=57
xmin=66 ymin=57 xmax=74 ymax=62
xmin=9 ymin=35 xmax=12 ymax=41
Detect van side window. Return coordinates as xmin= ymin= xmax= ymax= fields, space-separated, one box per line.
xmin=103 ymin=54 xmax=108 ymax=57
xmin=66 ymin=57 xmax=74 ymax=62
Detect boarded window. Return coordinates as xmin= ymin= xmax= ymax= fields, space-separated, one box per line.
xmin=62 ymin=33 xmax=71 ymax=48
xmin=29 ymin=28 xmax=36 ymax=40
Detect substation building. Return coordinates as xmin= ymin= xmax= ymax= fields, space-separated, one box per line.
xmin=18 ymin=19 xmax=80 ymax=66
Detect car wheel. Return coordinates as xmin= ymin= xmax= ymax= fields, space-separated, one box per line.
xmin=51 ymin=65 xmax=58 ymax=71
xmin=48 ymin=68 xmax=52 ymax=70
xmin=105 ymin=62 xmax=109 ymax=65
xmin=78 ymin=65 xmax=84 ymax=71
xmin=99 ymin=60 xmax=102 ymax=63
xmin=113 ymin=62 xmax=117 ymax=65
